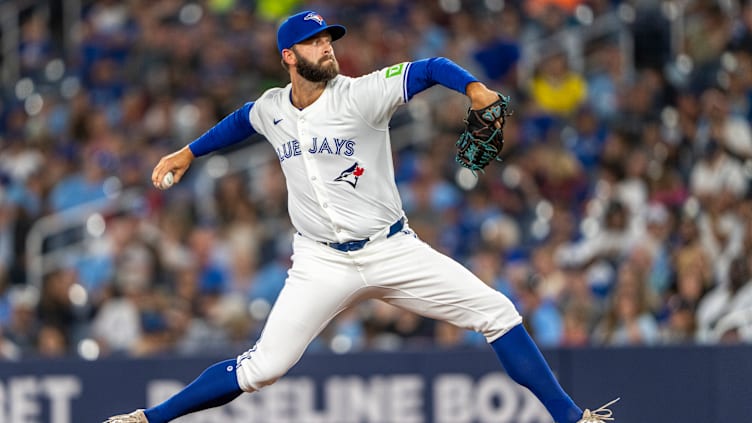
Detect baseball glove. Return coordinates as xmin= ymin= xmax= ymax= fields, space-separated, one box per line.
xmin=455 ymin=93 xmax=511 ymax=173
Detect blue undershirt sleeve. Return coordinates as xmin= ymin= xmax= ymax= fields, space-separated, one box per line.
xmin=405 ymin=57 xmax=480 ymax=101
xmin=188 ymin=102 xmax=257 ymax=157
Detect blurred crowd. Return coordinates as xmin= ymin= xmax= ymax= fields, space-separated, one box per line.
xmin=1 ymin=0 xmax=752 ymax=360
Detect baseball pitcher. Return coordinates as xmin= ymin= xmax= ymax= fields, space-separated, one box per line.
xmin=105 ymin=10 xmax=617 ymax=423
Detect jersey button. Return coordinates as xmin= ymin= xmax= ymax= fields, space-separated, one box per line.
xmin=322 ymin=203 xmax=328 ymax=208
xmin=311 ymin=176 xmax=317 ymax=181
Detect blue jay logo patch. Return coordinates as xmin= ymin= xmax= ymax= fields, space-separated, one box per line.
xmin=304 ymin=12 xmax=324 ymax=25
xmin=334 ymin=162 xmax=364 ymax=188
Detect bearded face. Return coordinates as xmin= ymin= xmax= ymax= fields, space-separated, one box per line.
xmin=293 ymin=48 xmax=339 ymax=83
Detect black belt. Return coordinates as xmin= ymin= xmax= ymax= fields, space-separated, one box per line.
xmin=324 ymin=218 xmax=405 ymax=252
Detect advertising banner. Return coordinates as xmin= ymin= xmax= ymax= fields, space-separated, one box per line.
xmin=0 ymin=346 xmax=750 ymax=422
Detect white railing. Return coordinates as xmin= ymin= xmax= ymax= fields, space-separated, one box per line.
xmin=24 ymin=187 xmax=143 ymax=289
xmin=23 ymin=142 xmax=274 ymax=289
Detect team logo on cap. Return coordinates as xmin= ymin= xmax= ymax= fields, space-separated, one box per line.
xmin=304 ymin=12 xmax=324 ymax=25
xmin=335 ymin=162 xmax=364 ymax=188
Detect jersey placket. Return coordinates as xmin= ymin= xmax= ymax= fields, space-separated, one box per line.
xmin=297 ymin=112 xmax=345 ymax=243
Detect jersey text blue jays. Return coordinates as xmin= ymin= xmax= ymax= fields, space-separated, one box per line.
xmin=276 ymin=138 xmax=355 ymax=162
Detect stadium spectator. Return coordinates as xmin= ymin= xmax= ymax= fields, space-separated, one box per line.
xmin=516 ymin=274 xmax=564 ymax=347
xmin=528 ymin=49 xmax=588 ymax=118
xmin=696 ymin=256 xmax=752 ymax=343
xmin=471 ymin=10 xmax=522 ymax=87
xmin=592 ymin=281 xmax=660 ymax=346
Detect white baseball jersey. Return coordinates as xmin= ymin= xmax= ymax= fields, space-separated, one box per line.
xmin=249 ymin=63 xmax=411 ymax=242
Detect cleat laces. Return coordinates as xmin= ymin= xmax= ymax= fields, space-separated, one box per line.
xmin=577 ymin=398 xmax=620 ymax=423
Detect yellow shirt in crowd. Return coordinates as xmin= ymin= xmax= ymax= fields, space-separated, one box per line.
xmin=530 ymin=73 xmax=588 ymax=117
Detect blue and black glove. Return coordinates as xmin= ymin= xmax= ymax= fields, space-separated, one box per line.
xmin=455 ymin=93 xmax=511 ymax=173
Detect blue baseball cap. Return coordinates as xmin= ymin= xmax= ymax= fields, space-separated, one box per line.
xmin=277 ymin=11 xmax=346 ymax=54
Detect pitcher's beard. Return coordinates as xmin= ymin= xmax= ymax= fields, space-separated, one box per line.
xmin=295 ymin=52 xmax=339 ymax=83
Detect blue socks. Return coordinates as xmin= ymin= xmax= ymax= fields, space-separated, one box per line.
xmin=144 ymin=359 xmax=243 ymax=423
xmin=139 ymin=327 xmax=579 ymax=423
xmin=491 ymin=324 xmax=582 ymax=423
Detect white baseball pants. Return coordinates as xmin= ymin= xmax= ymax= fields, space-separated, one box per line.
xmin=235 ymin=226 xmax=522 ymax=392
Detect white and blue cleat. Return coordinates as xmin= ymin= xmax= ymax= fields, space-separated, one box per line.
xmin=103 ymin=409 xmax=148 ymax=423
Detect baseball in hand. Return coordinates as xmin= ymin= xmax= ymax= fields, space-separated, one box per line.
xmin=161 ymin=171 xmax=174 ymax=189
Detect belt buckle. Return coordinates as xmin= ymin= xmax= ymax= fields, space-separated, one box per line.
xmin=327 ymin=218 xmax=404 ymax=252
xmin=329 ymin=238 xmax=368 ymax=252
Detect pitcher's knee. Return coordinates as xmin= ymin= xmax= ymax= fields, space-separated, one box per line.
xmin=235 ymin=348 xmax=295 ymax=392
xmin=476 ymin=295 xmax=523 ymax=342
xmin=253 ymin=360 xmax=289 ymax=387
